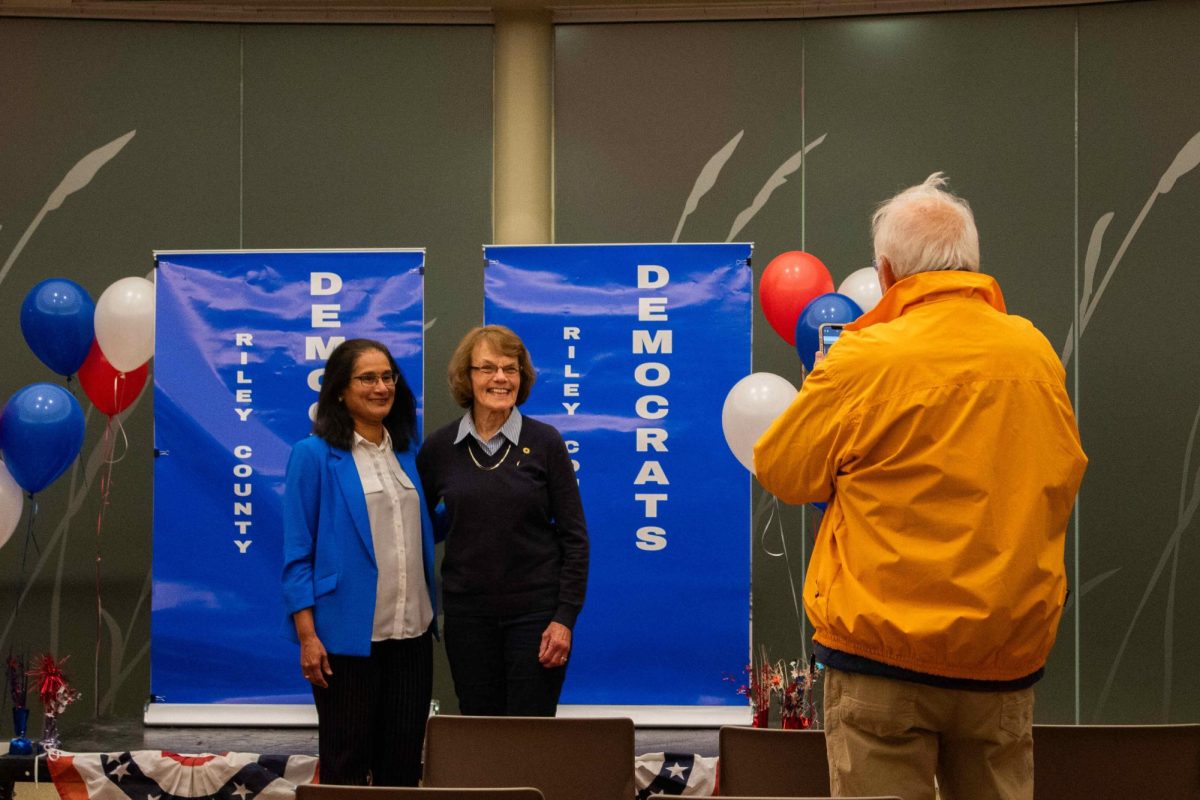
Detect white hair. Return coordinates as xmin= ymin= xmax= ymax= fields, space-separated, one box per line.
xmin=871 ymin=172 xmax=980 ymax=278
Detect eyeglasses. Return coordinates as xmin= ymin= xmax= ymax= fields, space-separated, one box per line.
xmin=353 ymin=371 xmax=398 ymax=387
xmin=471 ymin=364 xmax=520 ymax=377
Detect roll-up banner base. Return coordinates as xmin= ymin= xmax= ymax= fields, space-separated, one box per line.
xmin=143 ymin=703 xmax=750 ymax=727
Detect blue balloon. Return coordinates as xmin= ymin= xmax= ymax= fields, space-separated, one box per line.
xmin=0 ymin=383 xmax=86 ymax=494
xmin=795 ymin=292 xmax=863 ymax=371
xmin=20 ymin=278 xmax=96 ymax=376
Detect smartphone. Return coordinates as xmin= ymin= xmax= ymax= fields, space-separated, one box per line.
xmin=818 ymin=323 xmax=846 ymax=355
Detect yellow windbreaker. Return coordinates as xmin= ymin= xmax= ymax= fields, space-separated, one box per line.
xmin=754 ymin=271 xmax=1087 ymax=681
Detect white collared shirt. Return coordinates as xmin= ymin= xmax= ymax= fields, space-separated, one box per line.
xmin=351 ymin=430 xmax=433 ymax=640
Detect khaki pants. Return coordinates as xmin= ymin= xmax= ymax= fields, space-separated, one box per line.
xmin=823 ymin=668 xmax=1034 ymax=800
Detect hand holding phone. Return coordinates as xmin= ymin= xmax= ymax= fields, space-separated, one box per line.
xmin=818 ymin=323 xmax=846 ymax=356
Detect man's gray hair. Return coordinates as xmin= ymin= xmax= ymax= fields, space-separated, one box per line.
xmin=871 ymin=172 xmax=980 ymax=279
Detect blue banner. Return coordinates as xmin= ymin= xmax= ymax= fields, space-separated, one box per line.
xmin=484 ymin=243 xmax=752 ymax=709
xmin=152 ymin=250 xmax=425 ymax=707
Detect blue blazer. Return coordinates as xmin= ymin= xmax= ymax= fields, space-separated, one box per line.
xmin=281 ymin=435 xmax=438 ymax=656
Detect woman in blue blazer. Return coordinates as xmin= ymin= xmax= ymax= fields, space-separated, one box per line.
xmin=282 ymin=338 xmax=437 ymax=786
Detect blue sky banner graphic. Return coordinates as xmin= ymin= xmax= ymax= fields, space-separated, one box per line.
xmin=484 ymin=243 xmax=752 ymax=708
xmin=151 ymin=249 xmax=424 ymax=708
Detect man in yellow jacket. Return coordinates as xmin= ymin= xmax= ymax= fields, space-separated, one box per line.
xmin=754 ymin=173 xmax=1087 ymax=800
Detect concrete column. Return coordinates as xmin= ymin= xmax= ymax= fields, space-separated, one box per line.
xmin=493 ymin=9 xmax=553 ymax=244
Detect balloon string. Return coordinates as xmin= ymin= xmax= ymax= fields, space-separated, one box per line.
xmin=110 ymin=374 xmax=123 ymax=424
xmin=757 ymin=493 xmax=807 ymax=663
xmin=93 ymin=417 xmax=118 ymax=717
xmin=20 ymin=493 xmax=41 ymax=572
xmin=106 ymin=375 xmax=132 ymax=464
xmin=109 ymin=414 xmax=130 ymax=464
xmin=10 ymin=495 xmax=40 ymax=664
xmin=758 ymin=492 xmax=785 ymax=558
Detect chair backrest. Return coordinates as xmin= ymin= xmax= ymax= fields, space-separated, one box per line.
xmin=717 ymin=726 xmax=831 ymax=797
xmin=298 ymin=786 xmax=545 ymax=800
xmin=1032 ymin=723 xmax=1200 ymax=800
xmin=422 ymin=715 xmax=636 ymax=800
xmin=648 ymin=796 xmax=900 ymax=799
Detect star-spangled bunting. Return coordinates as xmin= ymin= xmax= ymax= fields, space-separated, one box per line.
xmin=634 ymin=752 xmax=717 ymax=798
xmin=48 ymin=751 xmax=318 ymax=800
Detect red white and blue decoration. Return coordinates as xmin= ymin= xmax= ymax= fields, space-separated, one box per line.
xmin=49 ymin=750 xmax=319 ymax=800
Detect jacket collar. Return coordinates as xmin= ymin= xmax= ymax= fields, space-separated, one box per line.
xmin=847 ymin=270 xmax=1007 ymax=330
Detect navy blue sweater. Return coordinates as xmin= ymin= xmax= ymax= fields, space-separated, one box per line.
xmin=416 ymin=415 xmax=588 ymax=628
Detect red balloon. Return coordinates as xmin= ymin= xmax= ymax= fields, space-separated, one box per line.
xmin=77 ymin=340 xmax=148 ymax=416
xmin=759 ymin=251 xmax=834 ymax=346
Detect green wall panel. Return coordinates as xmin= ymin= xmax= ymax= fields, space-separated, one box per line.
xmin=240 ymin=25 xmax=494 ymax=429
xmin=0 ymin=17 xmax=492 ymax=718
xmin=555 ymin=19 xmax=819 ymax=681
xmin=1075 ymin=0 xmax=1200 ymax=723
xmin=804 ymin=7 xmax=1079 ymax=723
xmin=0 ymin=17 xmax=242 ymax=719
xmin=3 ymin=0 xmax=1198 ymax=729
xmin=555 ymin=0 xmax=1199 ymax=724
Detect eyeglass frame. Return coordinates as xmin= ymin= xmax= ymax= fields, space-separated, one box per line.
xmin=470 ymin=364 xmax=520 ymax=377
xmin=352 ymin=371 xmax=398 ymax=387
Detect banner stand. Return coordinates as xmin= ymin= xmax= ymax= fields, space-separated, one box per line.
xmin=485 ymin=243 xmax=754 ymax=722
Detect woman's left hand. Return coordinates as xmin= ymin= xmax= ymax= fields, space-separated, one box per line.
xmin=538 ymin=621 xmax=572 ymax=668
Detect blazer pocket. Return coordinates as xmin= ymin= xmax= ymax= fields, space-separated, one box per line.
xmin=314 ymin=573 xmax=339 ymax=598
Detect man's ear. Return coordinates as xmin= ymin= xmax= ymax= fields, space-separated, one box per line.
xmin=877 ymin=257 xmax=897 ymax=292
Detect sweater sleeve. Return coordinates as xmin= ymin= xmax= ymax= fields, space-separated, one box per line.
xmin=415 ymin=431 xmax=449 ymax=544
xmin=543 ymin=426 xmax=589 ymax=628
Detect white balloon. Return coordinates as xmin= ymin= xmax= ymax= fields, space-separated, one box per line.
xmin=95 ymin=276 xmax=155 ymax=373
xmin=838 ymin=266 xmax=883 ymax=314
xmin=721 ymin=372 xmax=798 ymax=473
xmin=0 ymin=459 xmax=24 ymax=552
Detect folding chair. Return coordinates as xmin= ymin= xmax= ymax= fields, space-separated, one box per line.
xmin=1032 ymin=723 xmax=1200 ymax=800
xmin=717 ymin=726 xmax=831 ymax=797
xmin=422 ymin=715 xmax=635 ymax=800
xmin=648 ymin=796 xmax=900 ymax=799
xmin=298 ymin=786 xmax=545 ymax=800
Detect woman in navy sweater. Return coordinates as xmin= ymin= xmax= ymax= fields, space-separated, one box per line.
xmin=417 ymin=325 xmax=588 ymax=716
